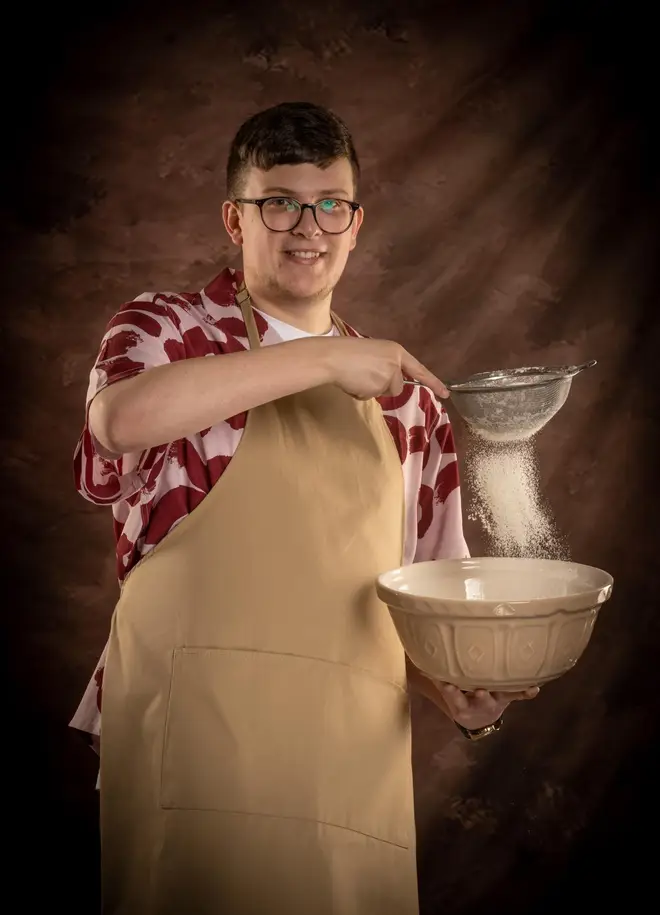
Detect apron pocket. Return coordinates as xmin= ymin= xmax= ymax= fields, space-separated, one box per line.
xmin=160 ymin=647 xmax=413 ymax=848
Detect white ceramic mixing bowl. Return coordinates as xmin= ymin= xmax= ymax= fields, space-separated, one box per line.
xmin=376 ymin=557 xmax=613 ymax=691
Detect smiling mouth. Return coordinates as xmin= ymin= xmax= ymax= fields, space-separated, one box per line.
xmin=284 ymin=250 xmax=326 ymax=261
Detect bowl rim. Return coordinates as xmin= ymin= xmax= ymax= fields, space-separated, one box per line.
xmin=376 ymin=557 xmax=614 ymax=618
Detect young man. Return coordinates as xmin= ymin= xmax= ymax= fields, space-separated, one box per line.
xmin=71 ymin=102 xmax=538 ymax=915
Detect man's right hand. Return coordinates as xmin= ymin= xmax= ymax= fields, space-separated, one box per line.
xmin=318 ymin=337 xmax=449 ymax=401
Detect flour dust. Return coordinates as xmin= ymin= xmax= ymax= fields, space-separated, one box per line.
xmin=466 ymin=437 xmax=568 ymax=560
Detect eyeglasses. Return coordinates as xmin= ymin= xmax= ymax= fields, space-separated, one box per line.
xmin=233 ymin=196 xmax=361 ymax=234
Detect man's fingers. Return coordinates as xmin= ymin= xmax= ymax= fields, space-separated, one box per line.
xmin=492 ymin=691 xmax=523 ymax=703
xmin=439 ymin=683 xmax=468 ymax=712
xmin=474 ymin=689 xmax=499 ymax=712
xmin=400 ymin=351 xmax=449 ymax=399
xmin=492 ymin=687 xmax=540 ymax=703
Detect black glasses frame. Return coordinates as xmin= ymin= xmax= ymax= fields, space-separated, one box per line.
xmin=233 ymin=196 xmax=361 ymax=234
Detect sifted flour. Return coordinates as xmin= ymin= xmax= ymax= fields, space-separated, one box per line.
xmin=471 ymin=421 xmax=549 ymax=444
xmin=466 ymin=438 xmax=567 ymax=559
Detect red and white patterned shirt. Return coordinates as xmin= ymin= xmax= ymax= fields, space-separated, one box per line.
xmin=70 ymin=267 xmax=468 ymax=742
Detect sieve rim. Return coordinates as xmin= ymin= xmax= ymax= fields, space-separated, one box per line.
xmin=447 ymin=364 xmax=588 ymax=394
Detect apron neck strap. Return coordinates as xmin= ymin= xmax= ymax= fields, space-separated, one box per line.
xmin=330 ymin=313 xmax=349 ymax=337
xmin=235 ymin=281 xmax=349 ymax=348
xmin=236 ymin=282 xmax=261 ymax=350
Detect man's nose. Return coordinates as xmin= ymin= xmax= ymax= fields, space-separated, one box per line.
xmin=293 ymin=206 xmax=322 ymax=238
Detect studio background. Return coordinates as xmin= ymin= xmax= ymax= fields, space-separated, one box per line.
xmin=3 ymin=1 xmax=658 ymax=912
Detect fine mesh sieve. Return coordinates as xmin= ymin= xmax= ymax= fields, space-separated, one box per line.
xmin=442 ymin=360 xmax=597 ymax=441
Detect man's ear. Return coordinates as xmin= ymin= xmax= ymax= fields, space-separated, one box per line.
xmin=349 ymin=206 xmax=364 ymax=251
xmin=222 ymin=200 xmax=243 ymax=247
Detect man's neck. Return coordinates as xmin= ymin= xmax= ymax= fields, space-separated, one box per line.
xmin=246 ymin=289 xmax=334 ymax=335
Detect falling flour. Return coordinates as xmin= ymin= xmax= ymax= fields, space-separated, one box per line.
xmin=466 ymin=438 xmax=568 ymax=560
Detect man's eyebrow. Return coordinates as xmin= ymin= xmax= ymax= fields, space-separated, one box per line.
xmin=260 ymin=187 xmax=353 ymax=198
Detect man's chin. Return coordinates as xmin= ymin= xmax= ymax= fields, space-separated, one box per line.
xmin=272 ymin=277 xmax=334 ymax=305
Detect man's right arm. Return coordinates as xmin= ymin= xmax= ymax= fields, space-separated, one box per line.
xmin=90 ymin=336 xmax=448 ymax=458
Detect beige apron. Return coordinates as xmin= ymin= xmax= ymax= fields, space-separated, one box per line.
xmin=99 ymin=285 xmax=419 ymax=915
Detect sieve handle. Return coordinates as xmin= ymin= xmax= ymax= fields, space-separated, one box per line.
xmin=567 ymin=359 xmax=598 ymax=376
xmin=403 ymin=359 xmax=597 ymax=388
xmin=403 ymin=359 xmax=598 ymax=386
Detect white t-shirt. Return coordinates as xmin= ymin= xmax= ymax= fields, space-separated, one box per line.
xmin=253 ymin=308 xmax=338 ymax=341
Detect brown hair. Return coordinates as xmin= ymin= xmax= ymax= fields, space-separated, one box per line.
xmin=226 ymin=101 xmax=360 ymax=199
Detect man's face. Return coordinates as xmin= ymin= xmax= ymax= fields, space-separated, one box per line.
xmin=223 ymin=158 xmax=363 ymax=305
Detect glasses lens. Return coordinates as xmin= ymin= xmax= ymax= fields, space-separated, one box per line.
xmin=260 ymin=197 xmax=354 ymax=233
xmin=261 ymin=198 xmax=302 ymax=231
xmin=315 ymin=199 xmax=353 ymax=233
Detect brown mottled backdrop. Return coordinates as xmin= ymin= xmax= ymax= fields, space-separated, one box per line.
xmin=3 ymin=1 xmax=658 ymax=912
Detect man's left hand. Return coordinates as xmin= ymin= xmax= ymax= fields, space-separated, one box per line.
xmin=432 ymin=682 xmax=540 ymax=731
xmin=406 ymin=658 xmax=540 ymax=730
